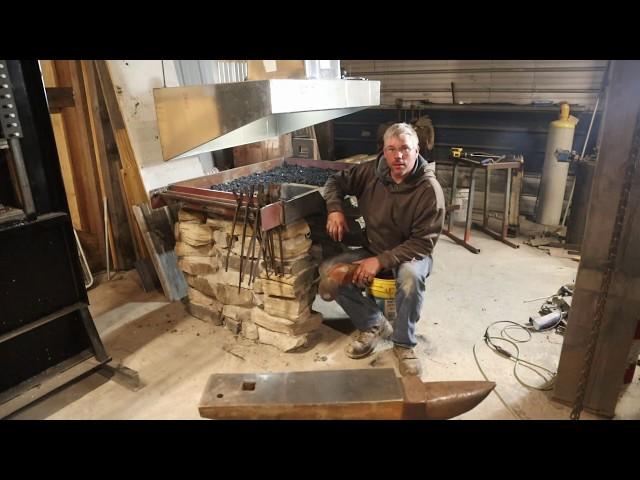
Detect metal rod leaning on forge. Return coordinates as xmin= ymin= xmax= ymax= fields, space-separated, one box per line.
xmin=277 ymin=227 xmax=285 ymax=277
xmin=260 ymin=185 xmax=271 ymax=279
xmin=249 ymin=220 xmax=261 ymax=285
xmin=267 ymin=183 xmax=283 ymax=276
xmin=252 ymin=184 xmax=269 ymax=282
xmin=265 ymin=183 xmax=278 ymax=276
xmin=238 ymin=185 xmax=253 ymax=292
xmin=245 ymin=185 xmax=261 ymax=286
xmin=252 ymin=187 xmax=268 ymax=280
xmin=268 ymin=228 xmax=277 ymax=275
xmin=225 ymin=190 xmax=243 ymax=272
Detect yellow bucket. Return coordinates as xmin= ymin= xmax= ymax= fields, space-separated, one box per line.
xmin=369 ymin=277 xmax=396 ymax=300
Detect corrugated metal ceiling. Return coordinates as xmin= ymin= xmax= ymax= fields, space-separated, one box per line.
xmin=341 ymin=60 xmax=607 ymax=107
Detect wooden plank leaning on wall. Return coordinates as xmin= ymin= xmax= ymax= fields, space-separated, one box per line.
xmin=93 ymin=60 xmax=151 ymax=264
xmin=40 ymin=60 xmax=106 ymax=272
xmin=81 ymin=60 xmax=137 ymax=271
xmin=132 ymin=204 xmax=188 ymax=301
xmin=41 ymin=59 xmax=148 ymax=274
xmin=41 ymin=60 xmax=182 ymax=297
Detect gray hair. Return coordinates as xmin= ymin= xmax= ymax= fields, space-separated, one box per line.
xmin=383 ymin=123 xmax=420 ymax=150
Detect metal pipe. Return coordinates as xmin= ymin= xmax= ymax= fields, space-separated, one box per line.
xmin=8 ymin=137 xmax=36 ymax=219
xmin=104 ymin=196 xmax=110 ymax=281
xmin=483 ymin=168 xmax=490 ymax=229
xmin=248 ymin=185 xmax=266 ymax=283
xmin=465 ymin=167 xmax=476 ymax=243
xmin=502 ymin=168 xmax=511 ymax=239
xmin=74 ymin=228 xmax=94 ymax=289
xmin=225 ymin=190 xmax=243 ymax=271
xmin=160 ymin=192 xmax=237 ymax=218
xmin=561 ymin=96 xmax=600 ymax=226
xmin=247 ymin=204 xmax=260 ymax=285
xmin=238 ymin=186 xmax=253 ymax=292
xmin=447 ymin=161 xmax=457 ymax=233
xmin=256 ymin=228 xmax=269 ymax=279
xmin=277 ymin=225 xmax=285 ymax=277
xmin=256 ymin=185 xmax=270 ymax=279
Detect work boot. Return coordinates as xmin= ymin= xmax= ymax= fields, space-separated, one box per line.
xmin=393 ymin=346 xmax=423 ymax=377
xmin=345 ymin=318 xmax=393 ymax=359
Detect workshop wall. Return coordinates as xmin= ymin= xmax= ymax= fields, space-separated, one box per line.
xmin=342 ymin=60 xmax=606 ymax=108
xmin=332 ymin=106 xmax=602 ymax=173
xmin=337 ymin=60 xmax=605 ymax=172
xmin=105 ymin=59 xmax=606 ymax=193
xmin=334 ymin=60 xmax=607 ymax=221
xmin=106 ymin=60 xmax=294 ymax=192
xmin=106 ymin=60 xmax=206 ymax=194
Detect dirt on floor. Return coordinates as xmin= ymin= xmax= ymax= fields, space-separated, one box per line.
xmin=9 ymin=219 xmax=640 ymax=420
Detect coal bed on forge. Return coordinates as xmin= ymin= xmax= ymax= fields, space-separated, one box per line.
xmin=210 ymin=164 xmax=337 ymax=192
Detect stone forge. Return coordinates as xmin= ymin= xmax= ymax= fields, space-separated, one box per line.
xmin=175 ymin=208 xmax=321 ymax=352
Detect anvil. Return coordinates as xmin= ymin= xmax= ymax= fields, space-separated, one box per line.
xmin=199 ymin=368 xmax=495 ymax=420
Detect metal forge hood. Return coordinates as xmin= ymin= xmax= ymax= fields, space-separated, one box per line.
xmin=153 ymin=78 xmax=381 ymax=161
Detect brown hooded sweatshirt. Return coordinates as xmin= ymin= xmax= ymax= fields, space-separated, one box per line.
xmin=323 ymin=152 xmax=445 ymax=270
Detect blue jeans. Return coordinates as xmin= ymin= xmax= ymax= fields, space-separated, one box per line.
xmin=319 ymin=249 xmax=432 ymax=348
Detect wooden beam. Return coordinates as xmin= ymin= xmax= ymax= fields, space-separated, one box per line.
xmin=39 ymin=59 xmax=57 ymax=86
xmin=49 ymin=113 xmax=82 ymax=229
xmin=553 ymin=61 xmax=640 ymax=417
xmin=80 ymin=60 xmax=118 ymax=270
xmin=45 ymin=87 xmax=75 ymax=112
xmin=39 ymin=60 xmax=83 ymax=230
xmin=54 ymin=60 xmax=106 ymax=271
xmin=94 ymin=60 xmax=150 ymax=261
xmin=81 ymin=60 xmax=136 ymax=271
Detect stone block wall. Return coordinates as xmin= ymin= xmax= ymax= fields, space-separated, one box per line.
xmin=175 ymin=208 xmax=320 ymax=352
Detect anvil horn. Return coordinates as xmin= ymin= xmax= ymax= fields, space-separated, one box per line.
xmin=422 ymin=380 xmax=496 ymax=420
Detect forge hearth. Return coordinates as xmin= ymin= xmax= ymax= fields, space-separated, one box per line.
xmin=164 ymin=157 xmax=364 ymax=353
xmin=160 ymin=157 xmax=350 ymax=231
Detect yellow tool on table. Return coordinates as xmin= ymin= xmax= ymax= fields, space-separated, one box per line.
xmin=450 ymin=147 xmax=463 ymax=158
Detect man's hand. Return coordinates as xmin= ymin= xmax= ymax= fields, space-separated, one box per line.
xmin=352 ymin=257 xmax=382 ymax=287
xmin=326 ymin=211 xmax=349 ymax=242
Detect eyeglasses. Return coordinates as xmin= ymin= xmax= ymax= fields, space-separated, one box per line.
xmin=384 ymin=145 xmax=414 ymax=155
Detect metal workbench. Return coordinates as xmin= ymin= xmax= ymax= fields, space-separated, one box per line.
xmin=443 ymin=154 xmax=523 ymax=254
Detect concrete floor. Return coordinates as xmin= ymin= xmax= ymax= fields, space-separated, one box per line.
xmin=9 ymin=222 xmax=640 ymax=420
